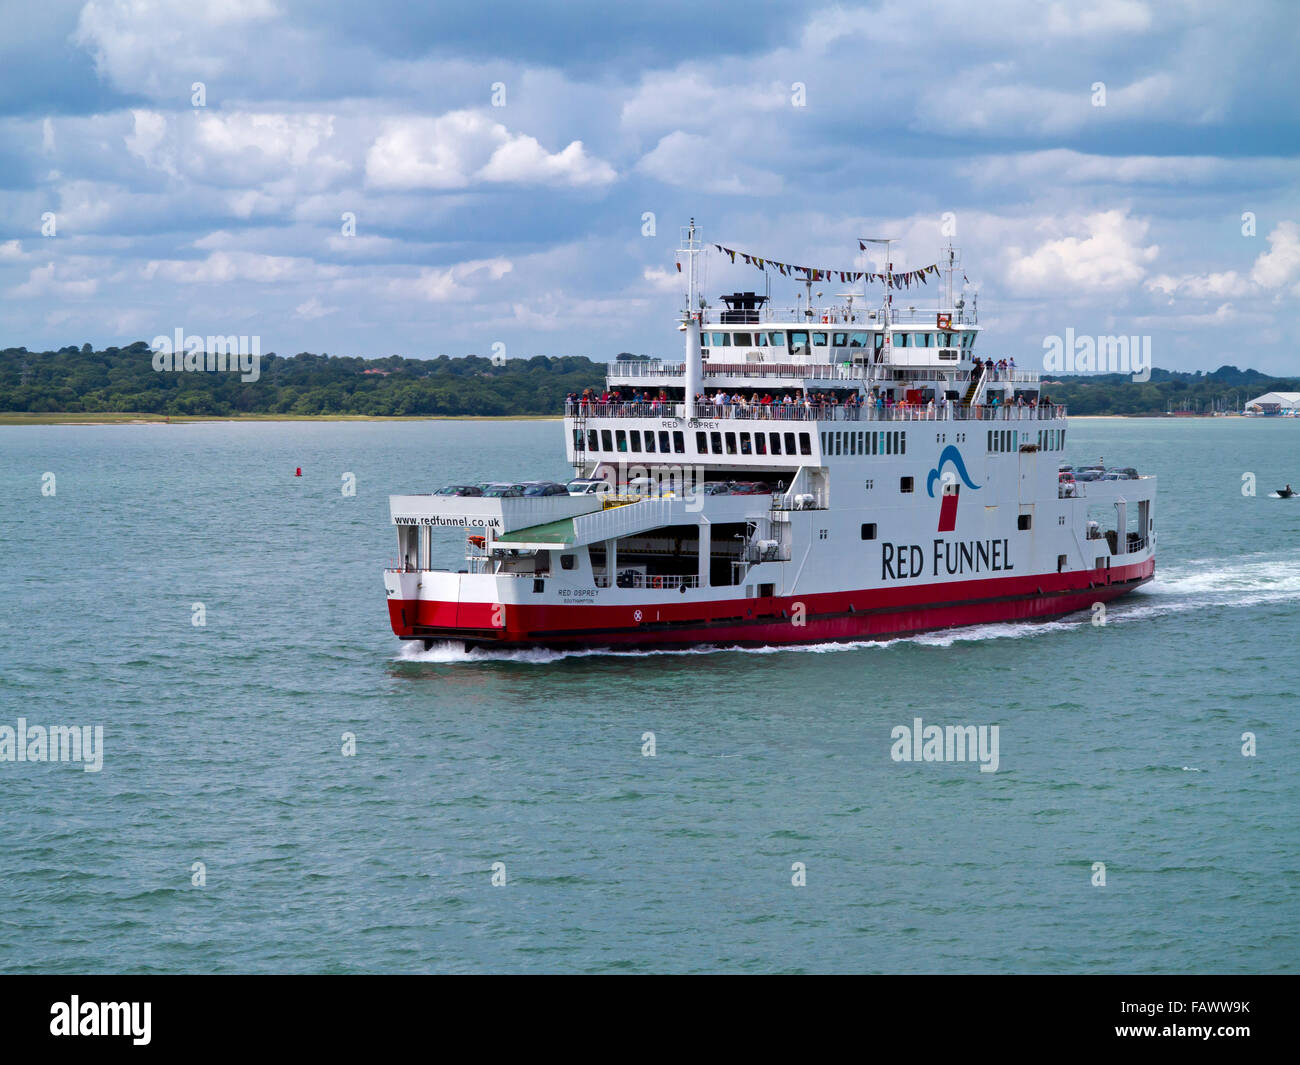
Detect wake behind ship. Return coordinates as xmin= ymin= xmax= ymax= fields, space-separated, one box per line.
xmin=384 ymin=222 xmax=1156 ymax=650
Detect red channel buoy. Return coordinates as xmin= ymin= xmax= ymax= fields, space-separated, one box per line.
xmin=295 ymin=467 xmax=302 ymax=477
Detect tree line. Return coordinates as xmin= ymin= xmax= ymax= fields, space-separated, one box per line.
xmin=0 ymin=343 xmax=1293 ymax=416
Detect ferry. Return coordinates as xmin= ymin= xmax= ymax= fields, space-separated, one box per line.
xmin=384 ymin=221 xmax=1156 ymax=650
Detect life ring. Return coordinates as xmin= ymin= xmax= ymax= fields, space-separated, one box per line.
xmin=936 ymin=313 xmax=952 ymax=329
xmin=821 ymin=313 xmax=829 ymax=324
xmin=652 ymin=575 xmax=664 ymax=589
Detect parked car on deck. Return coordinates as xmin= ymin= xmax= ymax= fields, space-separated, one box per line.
xmin=433 ymin=484 xmax=483 ymax=496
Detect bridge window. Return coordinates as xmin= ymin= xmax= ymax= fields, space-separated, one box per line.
xmin=733 ymin=333 xmax=752 ymax=346
xmin=833 ymin=332 xmax=849 ymax=347
xmin=768 ymin=331 xmax=787 ymax=347
xmin=849 ymin=332 xmax=869 ymax=348
xmin=755 ymin=332 xmax=769 ymax=347
xmin=896 ymin=333 xmax=909 ymax=347
xmin=812 ymin=332 xmax=828 ymax=346
xmin=709 ymin=332 xmax=731 ymax=346
xmin=789 ymin=331 xmax=809 ymax=356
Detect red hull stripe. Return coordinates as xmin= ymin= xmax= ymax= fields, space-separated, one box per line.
xmin=389 ymin=559 xmax=1154 ymax=648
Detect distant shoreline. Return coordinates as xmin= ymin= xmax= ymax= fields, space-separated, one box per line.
xmin=0 ymin=412 xmax=1249 ymax=426
xmin=0 ymin=412 xmax=566 ymax=426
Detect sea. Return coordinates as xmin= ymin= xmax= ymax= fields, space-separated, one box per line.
xmin=0 ymin=417 xmax=1296 ymax=973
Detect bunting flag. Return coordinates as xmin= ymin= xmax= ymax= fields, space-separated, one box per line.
xmin=706 ymin=243 xmax=940 ymax=288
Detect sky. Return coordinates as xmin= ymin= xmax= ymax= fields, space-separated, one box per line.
xmin=1 ymin=0 xmax=1298 ymax=373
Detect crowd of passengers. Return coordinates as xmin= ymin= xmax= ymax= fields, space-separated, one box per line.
xmin=568 ymin=371 xmax=1053 ymax=419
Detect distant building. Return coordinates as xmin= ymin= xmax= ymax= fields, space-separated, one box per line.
xmin=1244 ymin=391 xmax=1300 ymax=414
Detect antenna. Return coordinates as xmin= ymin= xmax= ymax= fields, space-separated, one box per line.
xmin=860 ymin=237 xmax=897 ymax=326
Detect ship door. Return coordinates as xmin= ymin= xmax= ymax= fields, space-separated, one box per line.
xmin=1019 ymin=440 xmax=1037 ymax=503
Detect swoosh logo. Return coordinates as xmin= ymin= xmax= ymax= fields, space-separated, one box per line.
xmin=926 ymin=445 xmax=981 ymax=497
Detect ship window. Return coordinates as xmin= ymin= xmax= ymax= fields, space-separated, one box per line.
xmin=644 ymin=431 xmax=656 ymax=453
xmin=755 ymin=433 xmax=767 ymax=455
xmin=769 ymin=331 xmax=786 ymax=346
xmin=659 ymin=430 xmax=670 ymax=452
xmin=673 ymin=431 xmax=685 ymax=454
xmin=900 ymin=432 xmax=906 ymax=455
xmin=833 ymin=332 xmax=849 ymax=347
xmin=755 ymin=332 xmax=769 ymax=346
xmin=561 ymin=554 xmax=576 ymax=570
xmin=988 ymin=430 xmax=994 ymax=451
xmin=601 ymin=429 xmax=613 ymax=451
xmin=850 ymin=332 xmax=869 ymax=348
xmin=740 ymin=432 xmax=752 ymax=455
xmin=696 ymin=430 xmax=707 ymax=453
xmin=799 ymin=433 xmax=811 ymax=456
xmin=733 ymin=333 xmax=752 ymax=347
xmin=900 ymin=476 xmax=914 ymax=493
xmin=630 ymin=430 xmax=641 ymax=451
xmin=782 ymin=432 xmax=796 ymax=455
xmin=861 ymin=523 xmax=877 ymax=540
xmin=710 ymin=332 xmax=731 ymax=346
xmin=832 ymin=434 xmax=839 ymax=456
xmin=1018 ymin=514 xmax=1032 ymax=531
xmin=857 ymin=431 xmax=864 ymax=453
xmin=587 ymin=429 xmax=598 ymax=450
xmin=874 ymin=334 xmax=884 ymax=351
xmin=885 ymin=432 xmax=892 ymax=455
xmin=812 ymin=332 xmax=828 ymax=346
xmin=896 ymin=333 xmax=909 ymax=347
xmin=616 ymin=430 xmax=627 ymax=452
xmin=789 ymin=331 xmax=810 ymax=355
xmin=711 ymin=431 xmax=723 ymax=453
xmin=770 ymin=432 xmax=782 ymax=455
xmin=1058 ymin=554 xmax=1067 ymax=572
xmin=725 ymin=432 xmax=737 ymax=455
xmin=821 ymin=432 xmax=828 ymax=452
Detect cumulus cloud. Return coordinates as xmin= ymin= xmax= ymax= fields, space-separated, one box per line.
xmin=8 ymin=262 xmax=98 ymax=299
xmin=365 ymin=111 xmax=615 ymax=190
xmin=1006 ymin=210 xmax=1159 ymax=293
xmin=1145 ymin=222 xmax=1300 ymax=299
xmin=142 ymin=250 xmax=334 ymax=284
xmin=382 ymin=257 xmax=514 ymax=302
xmin=637 ymin=131 xmax=782 ymax=196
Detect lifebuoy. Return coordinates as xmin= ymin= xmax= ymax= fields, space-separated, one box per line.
xmin=652 ymin=576 xmax=664 ymax=589
xmin=936 ymin=313 xmax=952 ymax=329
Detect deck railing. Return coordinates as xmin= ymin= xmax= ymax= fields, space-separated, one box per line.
xmin=566 ymin=401 xmax=1066 ymax=423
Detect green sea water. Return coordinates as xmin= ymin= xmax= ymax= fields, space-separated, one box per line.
xmin=0 ymin=417 xmax=1296 ymax=973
